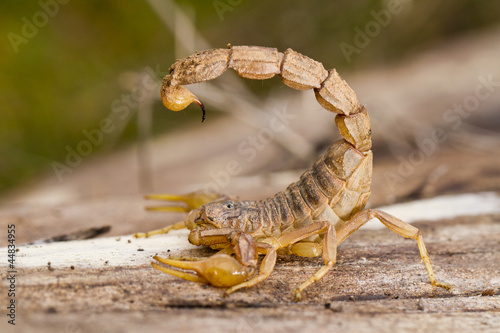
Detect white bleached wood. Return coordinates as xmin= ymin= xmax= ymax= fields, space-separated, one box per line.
xmin=363 ymin=191 xmax=500 ymax=230
xmin=3 ymin=192 xmax=498 ymax=269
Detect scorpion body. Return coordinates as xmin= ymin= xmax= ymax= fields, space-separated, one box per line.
xmin=136 ymin=46 xmax=451 ymax=301
xmin=215 ymin=137 xmax=372 ymax=241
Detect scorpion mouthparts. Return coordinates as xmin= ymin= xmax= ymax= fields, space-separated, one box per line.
xmin=188 ymin=229 xmax=200 ymax=245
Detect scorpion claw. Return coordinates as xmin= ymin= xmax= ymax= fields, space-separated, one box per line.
xmin=152 ymin=254 xmax=253 ymax=288
xmin=145 ymin=191 xmax=226 ymax=213
xmin=151 ymin=261 xmax=209 ymax=284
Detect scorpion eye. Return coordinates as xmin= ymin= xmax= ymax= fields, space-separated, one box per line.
xmin=226 ymin=203 xmax=234 ymax=209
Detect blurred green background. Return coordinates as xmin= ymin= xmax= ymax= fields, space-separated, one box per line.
xmin=1 ymin=0 xmax=499 ymax=194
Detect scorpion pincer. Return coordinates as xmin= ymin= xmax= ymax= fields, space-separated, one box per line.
xmin=135 ymin=45 xmax=452 ymax=301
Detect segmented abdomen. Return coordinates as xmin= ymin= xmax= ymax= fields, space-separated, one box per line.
xmin=260 ymin=138 xmax=372 ymax=237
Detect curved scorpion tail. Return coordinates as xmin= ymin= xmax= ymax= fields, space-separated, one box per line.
xmin=160 ymin=45 xmax=371 ymax=152
xmin=314 ymin=71 xmax=371 ymax=153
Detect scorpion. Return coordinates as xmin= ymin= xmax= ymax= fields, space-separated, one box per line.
xmin=135 ymin=45 xmax=452 ymax=301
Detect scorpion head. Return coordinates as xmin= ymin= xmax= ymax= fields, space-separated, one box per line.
xmin=194 ymin=200 xmax=259 ymax=228
xmin=185 ymin=200 xmax=260 ymax=246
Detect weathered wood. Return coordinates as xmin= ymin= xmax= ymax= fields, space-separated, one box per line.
xmin=1 ymin=210 xmax=499 ymax=332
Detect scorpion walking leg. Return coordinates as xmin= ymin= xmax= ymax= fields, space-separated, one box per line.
xmin=265 ymin=221 xmax=338 ymax=301
xmin=337 ymin=209 xmax=452 ymax=290
xmin=293 ymin=224 xmax=336 ymax=301
xmin=144 ymin=191 xmax=228 ymax=212
xmin=134 ymin=221 xmax=186 ymax=238
xmin=134 ymin=191 xmax=229 ymax=238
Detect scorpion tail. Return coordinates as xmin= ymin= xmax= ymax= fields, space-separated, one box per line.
xmin=313 ymin=69 xmax=372 ymax=152
xmin=161 ymin=46 xmax=372 ymax=150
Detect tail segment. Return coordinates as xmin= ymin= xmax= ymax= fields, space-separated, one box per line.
xmin=161 ymin=45 xmax=371 ymax=151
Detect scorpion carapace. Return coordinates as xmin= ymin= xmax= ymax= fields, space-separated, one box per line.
xmin=136 ymin=45 xmax=452 ymax=301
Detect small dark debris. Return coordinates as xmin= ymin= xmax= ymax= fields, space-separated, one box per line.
xmin=15 ymin=248 xmax=20 ymax=252
xmin=47 ymin=262 xmax=54 ymax=271
xmin=167 ymin=249 xmax=171 ymax=252
xmin=70 ymin=265 xmax=75 ymax=270
xmin=128 ymin=240 xmax=132 ymax=243
xmin=137 ymin=248 xmax=144 ymax=252
xmin=324 ymin=302 xmax=343 ymax=312
xmin=104 ymin=260 xmax=109 ymax=265
xmin=46 ymin=307 xmax=57 ymax=314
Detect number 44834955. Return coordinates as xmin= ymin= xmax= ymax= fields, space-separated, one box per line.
xmin=7 ymin=224 xmax=16 ymax=269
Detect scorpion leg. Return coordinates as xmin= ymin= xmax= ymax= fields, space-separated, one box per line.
xmin=271 ymin=221 xmax=337 ymax=301
xmin=134 ymin=191 xmax=229 ymax=238
xmin=134 ymin=220 xmax=186 ymax=238
xmin=337 ymin=209 xmax=452 ymax=290
xmin=144 ymin=191 xmax=228 ymax=213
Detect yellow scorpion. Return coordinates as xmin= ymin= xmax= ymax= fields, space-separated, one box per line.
xmin=135 ymin=45 xmax=452 ymax=301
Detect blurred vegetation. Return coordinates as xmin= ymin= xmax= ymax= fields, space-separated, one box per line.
xmin=1 ymin=0 xmax=499 ymax=194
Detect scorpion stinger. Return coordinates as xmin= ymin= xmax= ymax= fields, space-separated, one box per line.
xmin=160 ymin=82 xmax=205 ymax=122
xmin=199 ymin=102 xmax=206 ymax=122
xmin=136 ymin=45 xmax=452 ymax=301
